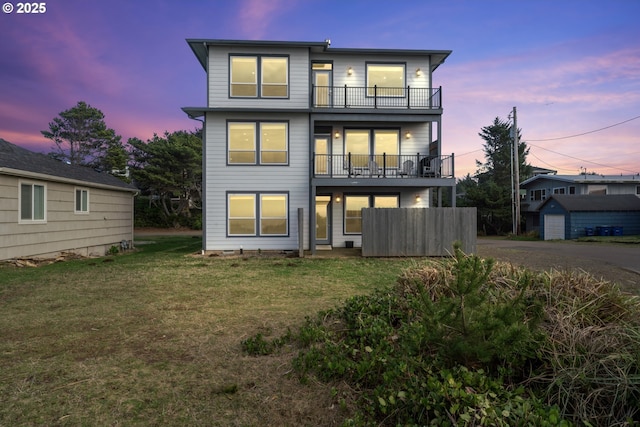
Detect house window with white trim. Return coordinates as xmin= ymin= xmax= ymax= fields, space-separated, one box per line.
xmin=228 ymin=122 xmax=288 ymax=165
xmin=20 ymin=182 xmax=46 ymax=222
xmin=230 ymin=55 xmax=288 ymax=98
xmin=75 ymin=188 xmax=89 ymax=213
xmin=228 ymin=193 xmax=288 ymax=236
xmin=344 ymin=194 xmax=399 ymax=234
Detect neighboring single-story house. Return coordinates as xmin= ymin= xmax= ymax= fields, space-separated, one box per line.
xmin=538 ymin=194 xmax=640 ymax=240
xmin=0 ymin=139 xmax=138 ymax=260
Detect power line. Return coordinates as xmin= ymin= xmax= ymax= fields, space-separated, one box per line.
xmin=527 ymin=114 xmax=640 ymax=142
xmin=528 ymin=143 xmax=639 ymax=174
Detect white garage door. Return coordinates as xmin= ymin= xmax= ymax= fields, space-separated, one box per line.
xmin=544 ymin=214 xmax=565 ymax=240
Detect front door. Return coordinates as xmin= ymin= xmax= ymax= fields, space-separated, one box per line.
xmin=315 ymin=195 xmax=332 ymax=245
xmin=312 ymin=64 xmax=332 ymax=107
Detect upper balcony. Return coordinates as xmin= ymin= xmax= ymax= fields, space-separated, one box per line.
xmin=311 ymin=86 xmax=442 ymax=111
xmin=313 ymin=153 xmax=454 ymax=181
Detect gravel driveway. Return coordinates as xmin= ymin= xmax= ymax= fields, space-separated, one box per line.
xmin=477 ymin=238 xmax=640 ymax=293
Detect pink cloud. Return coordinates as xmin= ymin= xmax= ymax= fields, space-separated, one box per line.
xmin=237 ymin=0 xmax=291 ymax=39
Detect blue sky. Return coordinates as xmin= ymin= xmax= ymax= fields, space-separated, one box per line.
xmin=1 ymin=0 xmax=639 ymax=177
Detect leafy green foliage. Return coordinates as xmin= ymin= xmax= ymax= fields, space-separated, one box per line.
xmin=41 ymin=101 xmax=127 ymax=174
xmin=256 ymin=246 xmax=640 ymax=425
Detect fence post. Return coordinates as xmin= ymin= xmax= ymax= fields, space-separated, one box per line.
xmin=298 ymin=208 xmax=304 ymax=258
xmin=344 ymin=84 xmax=348 ymax=108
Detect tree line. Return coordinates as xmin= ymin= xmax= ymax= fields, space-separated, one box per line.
xmin=41 ymin=101 xmax=202 ymax=228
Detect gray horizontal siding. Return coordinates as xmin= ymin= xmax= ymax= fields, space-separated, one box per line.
xmin=208 ymin=45 xmax=309 ymax=109
xmin=204 ymin=112 xmax=309 ymax=251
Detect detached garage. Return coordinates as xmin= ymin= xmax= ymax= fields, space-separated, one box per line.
xmin=538 ymin=194 xmax=640 ymax=240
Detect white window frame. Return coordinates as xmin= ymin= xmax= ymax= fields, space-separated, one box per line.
xmin=75 ymin=188 xmax=90 ymax=214
xmin=19 ymin=181 xmax=47 ymax=224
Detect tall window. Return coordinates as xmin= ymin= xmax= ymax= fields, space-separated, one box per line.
xmin=260 ymin=194 xmax=287 ymax=235
xmin=261 ymin=57 xmax=288 ymax=97
xmin=230 ymin=55 xmax=288 ymax=98
xmin=75 ymin=188 xmax=89 ymax=213
xmin=20 ymin=182 xmax=46 ymax=222
xmin=228 ymin=193 xmax=288 ymax=236
xmin=344 ymin=194 xmax=399 ymax=234
xmin=228 ymin=122 xmax=288 ymax=165
xmin=230 ymin=56 xmax=258 ymax=97
xmin=367 ymin=64 xmax=405 ymax=97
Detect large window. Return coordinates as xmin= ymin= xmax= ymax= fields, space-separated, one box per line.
xmin=20 ymin=182 xmax=46 ymax=222
xmin=344 ymin=194 xmax=399 ymax=234
xmin=366 ymin=63 xmax=405 ymax=97
xmin=344 ymin=129 xmax=399 ymax=167
xmin=228 ymin=193 xmax=288 ymax=236
xmin=228 ymin=121 xmax=288 ymax=165
xmin=75 ymin=188 xmax=89 ymax=213
xmin=230 ymin=55 xmax=288 ymax=98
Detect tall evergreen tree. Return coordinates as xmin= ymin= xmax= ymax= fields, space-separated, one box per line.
xmin=458 ymin=117 xmax=531 ymax=234
xmin=129 ymin=130 xmax=202 ymax=226
xmin=41 ymin=101 xmax=125 ymax=170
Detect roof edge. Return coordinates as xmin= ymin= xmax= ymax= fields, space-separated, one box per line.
xmin=0 ymin=167 xmax=138 ymax=193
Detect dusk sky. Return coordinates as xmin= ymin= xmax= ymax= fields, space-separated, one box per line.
xmin=1 ymin=0 xmax=639 ymax=177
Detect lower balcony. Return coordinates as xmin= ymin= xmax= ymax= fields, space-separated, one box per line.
xmin=313 ymin=153 xmax=454 ymax=179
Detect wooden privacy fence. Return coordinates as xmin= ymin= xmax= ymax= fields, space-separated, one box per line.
xmin=361 ymin=208 xmax=477 ymax=257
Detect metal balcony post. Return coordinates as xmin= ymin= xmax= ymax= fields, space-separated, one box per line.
xmin=344 ymin=85 xmax=348 ymax=108
xmin=374 ymin=85 xmax=377 ymax=108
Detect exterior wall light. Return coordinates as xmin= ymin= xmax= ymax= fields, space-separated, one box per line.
xmin=335 ymin=195 xmax=341 ymax=203
xmin=415 ymin=194 xmax=421 ymax=202
xmin=334 ymin=131 xmax=341 ymax=139
xmin=405 ymin=131 xmax=412 ymax=139
xmin=347 ymin=66 xmax=353 ymax=76
xmin=416 ymin=68 xmax=422 ymax=76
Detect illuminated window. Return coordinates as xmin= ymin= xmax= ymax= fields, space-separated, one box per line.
xmin=345 ymin=195 xmax=369 ymax=234
xmin=228 ymin=193 xmax=288 ymax=236
xmin=261 ymin=57 xmax=288 ymax=97
xmin=75 ymin=188 xmax=89 ymax=213
xmin=260 ymin=194 xmax=287 ymax=235
xmin=260 ymin=123 xmax=288 ymax=164
xmin=344 ymin=129 xmax=399 ymax=168
xmin=20 ymin=182 xmax=46 ymax=222
xmin=230 ymin=57 xmax=257 ymax=97
xmin=228 ymin=194 xmax=256 ymax=236
xmin=228 ymin=122 xmax=256 ymax=164
xmin=230 ymin=55 xmax=288 ymax=98
xmin=228 ymin=122 xmax=288 ymax=165
xmin=344 ymin=194 xmax=398 ymax=234
xmin=367 ymin=64 xmax=405 ymax=97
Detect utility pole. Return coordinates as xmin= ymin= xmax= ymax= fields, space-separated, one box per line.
xmin=512 ymin=106 xmax=521 ymax=235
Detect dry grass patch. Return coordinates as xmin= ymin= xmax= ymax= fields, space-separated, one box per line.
xmin=0 ymin=237 xmax=413 ymax=426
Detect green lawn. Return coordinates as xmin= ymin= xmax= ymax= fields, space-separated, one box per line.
xmin=0 ymin=236 xmax=416 ymax=426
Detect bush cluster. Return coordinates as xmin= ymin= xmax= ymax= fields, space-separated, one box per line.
xmin=244 ymin=246 xmax=640 ymax=426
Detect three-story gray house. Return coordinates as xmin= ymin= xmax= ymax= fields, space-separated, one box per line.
xmin=183 ymin=39 xmax=454 ymax=254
